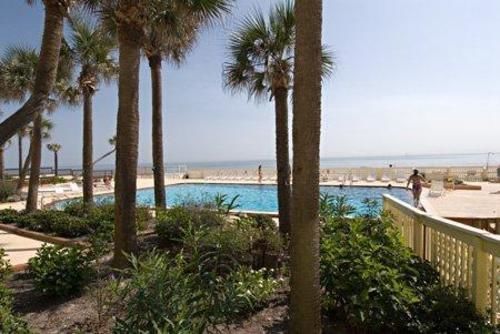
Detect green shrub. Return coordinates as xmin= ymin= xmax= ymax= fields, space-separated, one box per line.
xmin=0 ymin=249 xmax=31 ymax=333
xmin=28 ymin=244 xmax=93 ymax=297
xmin=0 ymin=181 xmax=15 ymax=203
xmin=113 ymin=252 xmax=211 ymax=334
xmin=51 ymin=215 xmax=90 ymax=238
xmin=113 ymin=251 xmax=280 ymax=334
xmin=135 ymin=206 xmax=152 ymax=231
xmin=320 ymin=209 xmax=494 ymax=333
xmin=155 ymin=206 xmax=194 ymax=243
xmin=155 ymin=206 xmax=224 ymax=244
xmin=0 ymin=209 xmax=19 ymax=225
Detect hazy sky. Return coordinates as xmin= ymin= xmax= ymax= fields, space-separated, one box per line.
xmin=1 ymin=0 xmax=500 ymax=168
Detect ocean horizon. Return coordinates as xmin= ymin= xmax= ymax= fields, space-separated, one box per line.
xmin=52 ymin=152 xmax=500 ymax=171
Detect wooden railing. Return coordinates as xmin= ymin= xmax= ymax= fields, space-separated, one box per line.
xmin=383 ymin=195 xmax=500 ymax=323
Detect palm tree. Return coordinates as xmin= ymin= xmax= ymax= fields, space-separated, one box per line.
xmin=0 ymin=0 xmax=71 ymax=146
xmin=69 ymin=15 xmax=117 ymax=208
xmin=289 ymin=0 xmax=325 ymax=331
xmin=93 ymin=135 xmax=116 ymax=166
xmin=17 ymin=127 xmax=29 ymax=177
xmin=46 ymin=143 xmax=61 ymax=176
xmin=92 ymin=0 xmax=231 ymax=267
xmin=17 ymin=118 xmax=54 ymax=191
xmin=223 ymin=0 xmax=333 ymax=234
xmin=143 ymin=0 xmax=230 ymax=209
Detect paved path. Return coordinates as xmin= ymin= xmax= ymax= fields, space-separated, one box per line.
xmin=0 ymin=230 xmax=46 ymax=266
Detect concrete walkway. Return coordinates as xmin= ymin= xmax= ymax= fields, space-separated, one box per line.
xmin=0 ymin=230 xmax=46 ymax=266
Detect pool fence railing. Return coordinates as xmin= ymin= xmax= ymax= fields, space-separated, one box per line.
xmin=383 ymin=194 xmax=500 ymax=324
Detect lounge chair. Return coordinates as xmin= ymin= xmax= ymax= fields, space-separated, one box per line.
xmin=366 ymin=175 xmax=376 ymax=182
xmin=381 ymin=175 xmax=391 ymax=182
xmin=396 ymin=175 xmax=407 ymax=183
xmin=351 ymin=175 xmax=360 ymax=183
xmin=428 ymin=180 xmax=444 ymax=197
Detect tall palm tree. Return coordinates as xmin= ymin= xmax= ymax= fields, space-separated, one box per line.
xmin=46 ymin=143 xmax=61 ymax=176
xmin=69 ymin=15 xmax=117 ymax=208
xmin=17 ymin=118 xmax=54 ymax=191
xmin=289 ymin=0 xmax=325 ymax=331
xmin=0 ymin=0 xmax=71 ymax=146
xmin=17 ymin=127 xmax=29 ymax=177
xmin=223 ymin=0 xmax=333 ymax=234
xmin=93 ymin=135 xmax=116 ymax=166
xmin=93 ymin=0 xmax=232 ymax=267
xmin=143 ymin=0 xmax=230 ymax=209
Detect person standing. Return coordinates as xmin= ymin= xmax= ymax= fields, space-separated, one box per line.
xmin=258 ymin=164 xmax=263 ymax=183
xmin=406 ymin=169 xmax=426 ymax=207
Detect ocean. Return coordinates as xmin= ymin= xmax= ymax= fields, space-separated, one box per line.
xmin=85 ymin=152 xmax=500 ymax=171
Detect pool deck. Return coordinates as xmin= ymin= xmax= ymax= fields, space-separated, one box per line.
xmin=1 ymin=177 xmax=500 ymax=266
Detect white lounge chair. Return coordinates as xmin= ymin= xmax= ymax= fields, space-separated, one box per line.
xmin=351 ymin=175 xmax=360 ymax=183
xmin=396 ymin=175 xmax=407 ymax=183
xmin=366 ymin=175 xmax=376 ymax=182
xmin=428 ymin=180 xmax=444 ymax=197
xmin=381 ymin=175 xmax=391 ymax=182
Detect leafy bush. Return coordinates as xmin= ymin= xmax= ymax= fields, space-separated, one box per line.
xmin=51 ymin=215 xmax=90 ymax=238
xmin=28 ymin=244 xmax=93 ymax=297
xmin=155 ymin=206 xmax=224 ymax=244
xmin=0 ymin=181 xmax=15 ymax=203
xmin=0 ymin=249 xmax=31 ymax=333
xmin=135 ymin=206 xmax=152 ymax=231
xmin=0 ymin=209 xmax=19 ymax=225
xmin=320 ymin=204 xmax=493 ymax=333
xmin=113 ymin=251 xmax=280 ymax=334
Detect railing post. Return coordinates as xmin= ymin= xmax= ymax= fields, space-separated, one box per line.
xmin=413 ymin=214 xmax=424 ymax=258
xmin=471 ymin=238 xmax=489 ymax=314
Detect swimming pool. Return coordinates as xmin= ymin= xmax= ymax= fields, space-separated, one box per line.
xmin=59 ymin=183 xmax=412 ymax=214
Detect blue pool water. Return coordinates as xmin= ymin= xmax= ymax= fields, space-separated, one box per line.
xmin=60 ymin=183 xmax=411 ymax=214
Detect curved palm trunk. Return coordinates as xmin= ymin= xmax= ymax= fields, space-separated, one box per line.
xmin=289 ymin=0 xmax=324 ymax=332
xmin=26 ymin=113 xmax=43 ymax=212
xmin=0 ymin=147 xmax=4 ymax=180
xmin=82 ymin=91 xmax=94 ymax=207
xmin=17 ymin=140 xmax=33 ymax=192
xmin=148 ymin=55 xmax=166 ymax=209
xmin=0 ymin=2 xmax=64 ymax=146
xmin=274 ymin=87 xmax=291 ymax=234
xmin=113 ymin=22 xmax=141 ymax=268
xmin=54 ymin=151 xmax=58 ymax=176
xmin=18 ymin=134 xmax=23 ymax=176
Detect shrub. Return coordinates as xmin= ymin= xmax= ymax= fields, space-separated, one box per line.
xmin=135 ymin=206 xmax=152 ymax=231
xmin=155 ymin=206 xmax=224 ymax=244
xmin=0 ymin=249 xmax=31 ymax=333
xmin=113 ymin=252 xmax=211 ymax=334
xmin=0 ymin=209 xmax=19 ymax=225
xmin=320 ymin=210 xmax=494 ymax=333
xmin=51 ymin=215 xmax=90 ymax=238
xmin=113 ymin=252 xmax=280 ymax=333
xmin=28 ymin=244 xmax=93 ymax=297
xmin=0 ymin=181 xmax=15 ymax=203
xmin=155 ymin=206 xmax=194 ymax=243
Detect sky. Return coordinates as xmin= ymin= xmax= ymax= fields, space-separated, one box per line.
xmin=1 ymin=0 xmax=500 ymax=168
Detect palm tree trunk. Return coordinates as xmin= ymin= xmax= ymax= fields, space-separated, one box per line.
xmin=274 ymin=87 xmax=291 ymax=234
xmin=18 ymin=134 xmax=23 ymax=176
xmin=0 ymin=147 xmax=4 ymax=180
xmin=289 ymin=0 xmax=324 ymax=332
xmin=26 ymin=113 xmax=43 ymax=212
xmin=113 ymin=21 xmax=141 ymax=268
xmin=17 ymin=140 xmax=32 ymax=192
xmin=82 ymin=90 xmax=94 ymax=207
xmin=54 ymin=151 xmax=58 ymax=176
xmin=148 ymin=55 xmax=166 ymax=209
xmin=0 ymin=2 xmax=65 ymax=146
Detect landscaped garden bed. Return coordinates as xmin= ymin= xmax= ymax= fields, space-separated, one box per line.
xmin=1 ymin=195 xmax=496 ymax=333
